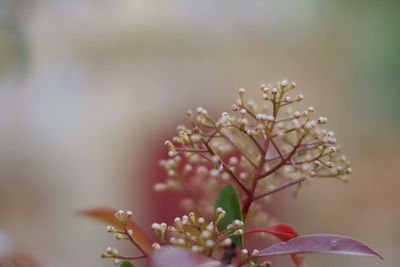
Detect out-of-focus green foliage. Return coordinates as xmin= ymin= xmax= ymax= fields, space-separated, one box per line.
xmin=215 ymin=183 xmax=243 ymax=247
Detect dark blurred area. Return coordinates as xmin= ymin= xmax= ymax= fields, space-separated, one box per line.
xmin=0 ymin=1 xmax=399 ymax=267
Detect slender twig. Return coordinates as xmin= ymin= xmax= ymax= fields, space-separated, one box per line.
xmin=116 ymin=255 xmax=147 ymax=260
xmin=265 ymin=143 xmax=320 ymax=162
xmin=176 ymin=147 xmax=208 ymax=153
xmin=217 ymin=128 xmax=258 ymax=168
xmin=201 ymin=139 xmax=250 ymax=195
xmin=124 ymin=224 xmax=148 ymax=257
xmin=253 ymin=176 xmax=306 ymax=201
xmin=284 ymin=153 xmax=322 ymax=165
xmin=258 ymin=134 xmax=306 ymax=180
xmin=266 ymin=132 xmax=285 ymax=161
xmin=226 ymin=124 xmax=264 ymax=154
xmin=239 ymin=105 xmax=258 ymax=120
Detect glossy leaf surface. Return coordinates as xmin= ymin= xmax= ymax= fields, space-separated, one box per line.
xmin=246 ymin=223 xmax=303 ymax=267
xmin=120 ymin=261 xmax=135 ymax=267
xmin=245 ymin=223 xmax=298 ymax=241
xmin=215 ymin=184 xmax=243 ymax=247
xmin=256 ymin=234 xmax=382 ymax=259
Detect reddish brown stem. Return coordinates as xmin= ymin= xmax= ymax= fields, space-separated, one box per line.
xmin=253 ymin=176 xmax=306 ymax=201
xmin=116 ymin=255 xmax=147 ymax=260
xmin=124 ymin=223 xmax=148 ymax=257
xmin=257 ymin=135 xmax=305 ymax=180
xmin=201 ymin=139 xmax=250 ymax=195
xmin=217 ymin=128 xmax=257 ymax=168
xmin=242 ymin=137 xmax=269 ymax=221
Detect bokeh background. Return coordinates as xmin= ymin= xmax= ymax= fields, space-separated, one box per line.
xmin=0 ymin=1 xmax=399 ymax=267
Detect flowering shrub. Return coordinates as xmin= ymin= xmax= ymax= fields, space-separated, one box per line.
xmin=81 ymin=81 xmax=381 ymax=267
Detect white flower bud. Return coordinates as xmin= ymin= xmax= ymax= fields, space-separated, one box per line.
xmin=151 ymin=223 xmax=161 ymax=230
xmin=280 ymin=80 xmax=289 ymax=87
xmin=191 ymin=245 xmax=204 ymax=252
xmin=295 ymin=94 xmax=304 ymax=101
xmin=201 ymin=230 xmax=211 ymax=239
xmin=317 ymin=116 xmax=328 ymax=124
xmin=152 ymin=243 xmax=161 ymax=250
xmin=107 ymin=225 xmax=116 ymax=233
xmin=154 ymin=183 xmax=167 ymax=192
xmin=222 ymin=238 xmax=232 ymax=246
xmin=205 ymin=239 xmax=215 ymax=248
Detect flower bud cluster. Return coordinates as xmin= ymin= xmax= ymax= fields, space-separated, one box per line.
xmin=98 ymin=81 xmax=354 ymax=267
xmin=151 ymin=210 xmax=243 ymax=256
xmin=101 ymin=210 xmax=147 ymax=265
xmin=241 ymin=248 xmax=271 ymax=267
xmin=156 ymin=80 xmax=351 ymax=226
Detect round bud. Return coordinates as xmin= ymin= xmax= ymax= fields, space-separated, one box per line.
xmin=152 ymin=243 xmax=161 ymax=250
xmin=280 ymin=80 xmax=289 ymax=87
xmin=154 ymin=183 xmax=167 ymax=192
xmin=222 ymin=238 xmax=233 ymax=246
xmin=205 ymin=240 xmax=215 ymax=248
xmin=151 ymin=223 xmax=161 ymax=230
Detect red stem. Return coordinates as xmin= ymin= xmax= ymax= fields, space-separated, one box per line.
xmin=124 ymin=224 xmax=148 ymax=257
xmin=202 ymin=139 xmax=250 ymax=195
xmin=253 ymin=176 xmax=306 ymax=201
xmin=257 ymin=135 xmax=305 ymax=180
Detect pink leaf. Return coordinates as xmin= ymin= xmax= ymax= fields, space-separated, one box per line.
xmin=246 ymin=224 xmax=304 ymax=267
xmin=148 ymin=247 xmax=223 ymax=267
xmin=265 ymin=224 xmax=304 ymax=267
xmin=255 ymin=234 xmax=382 ymax=259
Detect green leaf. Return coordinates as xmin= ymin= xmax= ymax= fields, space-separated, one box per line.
xmin=215 ymin=183 xmax=243 ymax=247
xmin=120 ymin=261 xmax=135 ymax=267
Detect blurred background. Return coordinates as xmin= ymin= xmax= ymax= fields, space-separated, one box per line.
xmin=0 ymin=0 xmax=399 ymax=266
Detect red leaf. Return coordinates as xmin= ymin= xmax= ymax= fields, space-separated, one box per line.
xmin=148 ymin=247 xmax=222 ymax=267
xmin=246 ymin=224 xmax=303 ymax=266
xmin=266 ymin=224 xmax=298 ymax=241
xmin=245 ymin=223 xmax=298 ymax=241
xmin=255 ymin=234 xmax=383 ymax=259
xmin=78 ymin=207 xmax=153 ymax=254
xmin=291 ymin=254 xmax=305 ymax=267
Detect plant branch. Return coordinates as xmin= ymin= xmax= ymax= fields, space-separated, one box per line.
xmin=201 ymin=139 xmax=250 ymax=195
xmin=124 ymin=223 xmax=148 ymax=257
xmin=217 ymin=128 xmax=258 ymax=168
xmin=253 ymin=176 xmax=306 ymax=201
xmin=258 ymin=134 xmax=306 ymax=180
